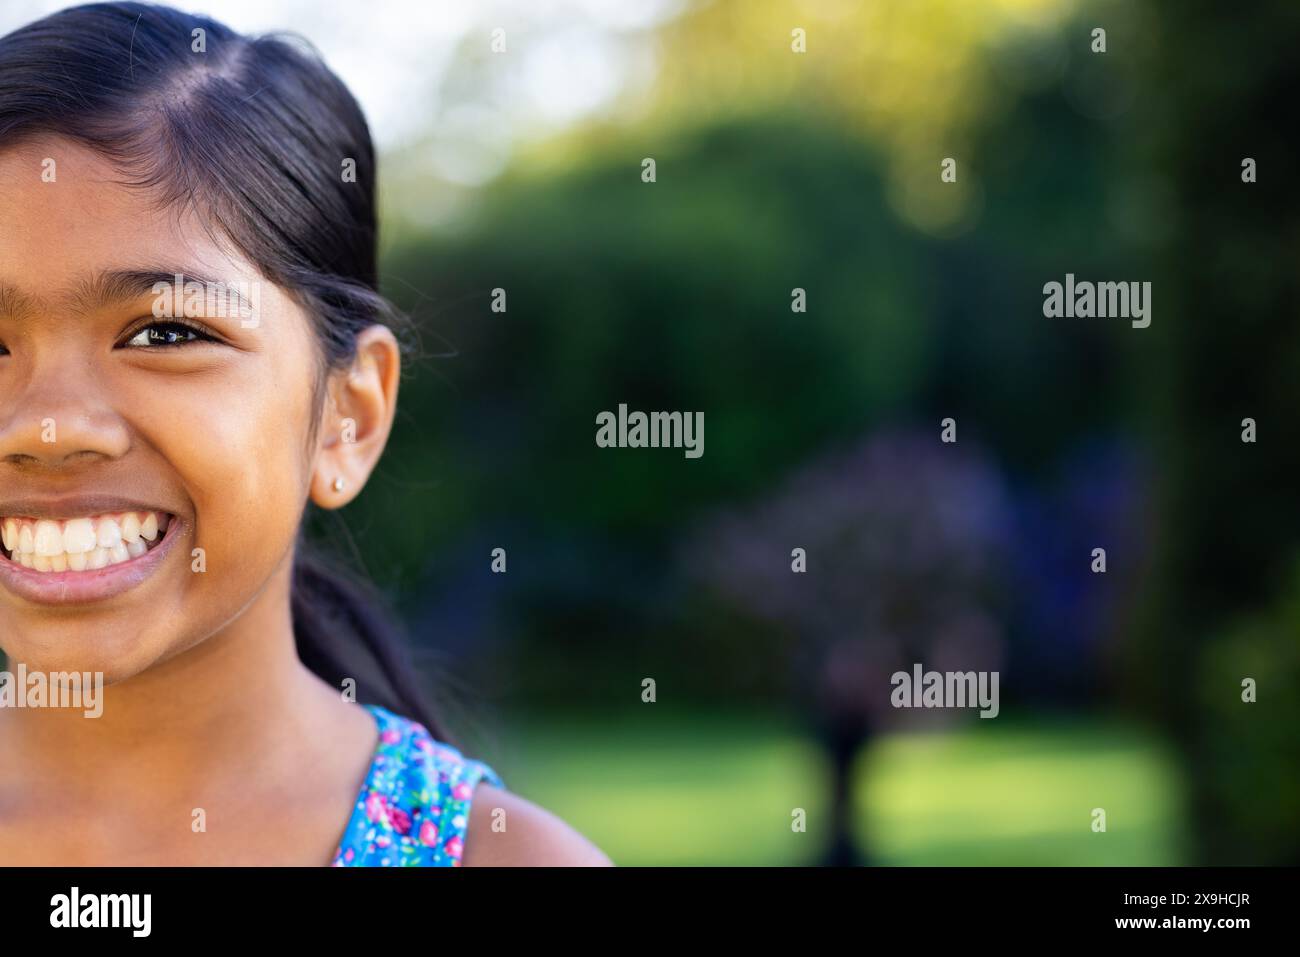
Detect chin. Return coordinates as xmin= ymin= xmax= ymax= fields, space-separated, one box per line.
xmin=2 ymin=621 xmax=165 ymax=688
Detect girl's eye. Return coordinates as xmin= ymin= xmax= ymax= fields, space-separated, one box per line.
xmin=120 ymin=321 xmax=217 ymax=348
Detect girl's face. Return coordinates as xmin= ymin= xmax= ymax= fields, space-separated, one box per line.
xmin=0 ymin=137 xmax=338 ymax=682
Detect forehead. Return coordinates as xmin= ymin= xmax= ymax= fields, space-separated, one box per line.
xmin=0 ymin=136 xmax=259 ymax=300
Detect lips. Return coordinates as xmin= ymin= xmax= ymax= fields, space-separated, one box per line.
xmin=0 ymin=500 xmax=182 ymax=605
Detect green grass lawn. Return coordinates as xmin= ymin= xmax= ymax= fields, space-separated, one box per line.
xmin=477 ymin=711 xmax=1187 ymax=866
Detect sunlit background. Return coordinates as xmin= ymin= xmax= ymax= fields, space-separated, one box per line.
xmin=5 ymin=0 xmax=1298 ymax=865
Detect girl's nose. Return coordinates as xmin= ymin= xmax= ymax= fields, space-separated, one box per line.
xmin=0 ymin=378 xmax=131 ymax=469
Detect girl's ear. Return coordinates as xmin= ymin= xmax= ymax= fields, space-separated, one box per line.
xmin=309 ymin=325 xmax=401 ymax=509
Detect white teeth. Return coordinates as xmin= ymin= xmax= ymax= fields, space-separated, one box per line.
xmin=2 ymin=511 xmax=170 ymax=573
xmin=97 ymin=518 xmax=122 ymax=549
xmin=63 ymin=518 xmax=97 ymax=554
xmin=34 ymin=520 xmax=63 ymax=557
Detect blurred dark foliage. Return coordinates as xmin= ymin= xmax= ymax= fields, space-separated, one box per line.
xmin=1125 ymin=0 xmax=1300 ymax=864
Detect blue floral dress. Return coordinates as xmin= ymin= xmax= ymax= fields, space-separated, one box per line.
xmin=331 ymin=704 xmax=503 ymax=866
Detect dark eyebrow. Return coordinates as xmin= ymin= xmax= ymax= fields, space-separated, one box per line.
xmin=0 ymin=281 xmax=41 ymax=321
xmin=0 ymin=268 xmax=258 ymax=323
xmin=71 ymin=268 xmax=256 ymax=318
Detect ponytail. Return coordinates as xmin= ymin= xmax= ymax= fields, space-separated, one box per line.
xmin=291 ymin=546 xmax=451 ymax=745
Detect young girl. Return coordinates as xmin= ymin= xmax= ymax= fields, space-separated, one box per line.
xmin=0 ymin=2 xmax=610 ymax=866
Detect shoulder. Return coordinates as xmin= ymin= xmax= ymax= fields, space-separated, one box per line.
xmin=464 ymin=783 xmax=613 ymax=867
xmin=346 ymin=705 xmax=610 ymax=867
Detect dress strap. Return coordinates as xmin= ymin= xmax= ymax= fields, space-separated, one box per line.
xmin=331 ymin=704 xmax=503 ymax=866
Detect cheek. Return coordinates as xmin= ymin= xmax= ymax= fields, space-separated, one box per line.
xmin=127 ymin=353 xmax=318 ymax=570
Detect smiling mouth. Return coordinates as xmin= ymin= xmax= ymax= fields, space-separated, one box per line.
xmin=0 ymin=511 xmax=172 ymax=573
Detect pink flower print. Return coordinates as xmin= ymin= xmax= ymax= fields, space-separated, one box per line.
xmin=365 ymin=792 xmax=389 ymax=824
xmin=381 ymin=728 xmax=402 ymax=746
xmin=344 ymin=848 xmax=355 ymax=863
xmin=376 ymin=834 xmax=391 ymax=848
xmin=452 ymin=782 xmax=473 ymax=802
xmin=444 ymin=836 xmax=464 ymax=860
xmin=389 ymin=806 xmax=412 ymax=836
xmin=418 ymin=819 xmax=440 ymax=847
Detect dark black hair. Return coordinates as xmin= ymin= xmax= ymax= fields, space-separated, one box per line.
xmin=0 ymin=2 xmax=449 ymax=740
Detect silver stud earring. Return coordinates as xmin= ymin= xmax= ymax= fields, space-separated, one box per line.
xmin=332 ymin=477 xmax=345 ymax=493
